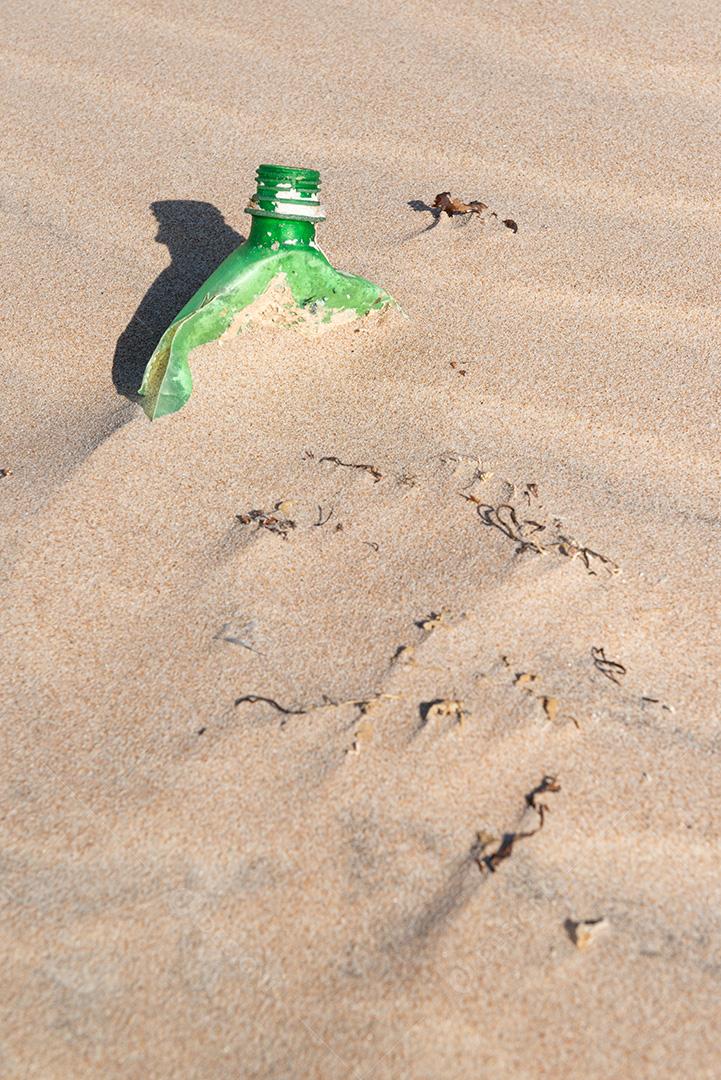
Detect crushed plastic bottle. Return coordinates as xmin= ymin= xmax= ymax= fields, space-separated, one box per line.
xmin=139 ymin=164 xmax=395 ymax=419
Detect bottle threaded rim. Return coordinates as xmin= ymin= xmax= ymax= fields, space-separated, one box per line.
xmin=247 ymin=163 xmax=325 ymax=221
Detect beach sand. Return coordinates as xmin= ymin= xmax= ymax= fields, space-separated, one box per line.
xmin=2 ymin=1 xmax=721 ymax=1076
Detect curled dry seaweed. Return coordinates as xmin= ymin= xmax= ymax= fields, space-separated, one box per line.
xmin=464 ymin=485 xmax=619 ymax=576
xmin=472 ymin=501 xmax=546 ymax=555
xmin=319 ymin=456 xmax=383 ymax=483
xmin=473 ymin=775 xmax=560 ymax=874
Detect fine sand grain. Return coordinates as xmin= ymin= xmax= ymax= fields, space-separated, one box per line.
xmin=2 ymin=1 xmax=721 ymax=1077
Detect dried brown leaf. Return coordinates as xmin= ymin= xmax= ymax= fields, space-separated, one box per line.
xmin=433 ymin=192 xmax=488 ymax=217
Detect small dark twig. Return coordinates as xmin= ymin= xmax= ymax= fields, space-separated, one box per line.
xmin=314 ymin=505 xmax=334 ymax=527
xmin=591 ymin=646 xmax=626 ymax=685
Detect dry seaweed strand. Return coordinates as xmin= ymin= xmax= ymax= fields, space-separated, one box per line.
xmin=474 ymin=502 xmax=546 ymax=555
xmin=641 ymin=695 xmax=672 ymax=712
xmin=558 ymin=536 xmax=619 ymax=576
xmin=319 ymin=456 xmax=383 ymax=483
xmin=314 ymin=505 xmax=334 ymax=527
xmin=591 ymin=646 xmax=626 ymax=684
xmin=234 ymin=690 xmax=398 ymax=724
xmin=463 ymin=490 xmax=618 ymax=576
xmin=473 ymin=775 xmax=560 ymax=874
xmin=525 ymin=774 xmax=561 ymax=810
xmin=234 ymin=694 xmax=307 ymax=716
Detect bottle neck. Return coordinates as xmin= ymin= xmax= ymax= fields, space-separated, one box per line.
xmin=246 ymin=214 xmax=317 ymax=251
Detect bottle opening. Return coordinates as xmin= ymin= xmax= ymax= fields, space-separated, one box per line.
xmin=247 ymin=163 xmax=325 ymax=221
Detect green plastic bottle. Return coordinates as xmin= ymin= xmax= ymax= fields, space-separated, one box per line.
xmin=139 ymin=164 xmax=395 ymax=419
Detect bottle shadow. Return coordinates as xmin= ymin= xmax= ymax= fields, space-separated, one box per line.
xmin=112 ymin=200 xmax=243 ymax=401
